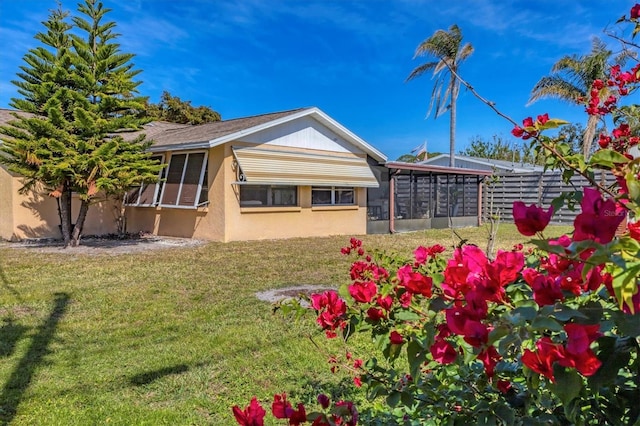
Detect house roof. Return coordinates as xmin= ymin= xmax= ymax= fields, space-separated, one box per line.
xmin=0 ymin=107 xmax=387 ymax=162
xmin=420 ymin=153 xmax=544 ymax=173
xmin=145 ymin=107 xmax=387 ymax=162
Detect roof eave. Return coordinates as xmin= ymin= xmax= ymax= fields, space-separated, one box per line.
xmin=385 ymin=161 xmax=493 ymax=176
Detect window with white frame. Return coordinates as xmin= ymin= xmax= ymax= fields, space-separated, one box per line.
xmin=124 ymin=154 xmax=165 ymax=207
xmin=240 ymin=185 xmax=297 ymax=207
xmin=159 ymin=151 xmax=209 ymax=208
xmin=311 ymin=187 xmax=355 ymax=206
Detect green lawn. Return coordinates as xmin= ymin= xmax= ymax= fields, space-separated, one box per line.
xmin=0 ymin=224 xmax=571 ymax=425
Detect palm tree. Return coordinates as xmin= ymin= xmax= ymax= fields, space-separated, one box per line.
xmin=529 ymin=38 xmax=621 ymax=158
xmin=407 ymin=24 xmax=474 ymax=167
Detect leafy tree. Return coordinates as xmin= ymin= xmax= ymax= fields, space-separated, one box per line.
xmin=0 ymin=0 xmax=163 ymax=247
xmin=395 ymin=152 xmax=442 ymax=163
xmin=461 ymin=135 xmax=543 ymax=164
xmin=144 ymin=91 xmax=221 ymax=124
xmin=407 ymin=24 xmax=474 ymax=167
xmin=528 ymin=38 xmax=623 ymax=158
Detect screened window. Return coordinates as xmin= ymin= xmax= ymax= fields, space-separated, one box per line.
xmin=240 ymin=185 xmax=297 ymax=207
xmin=159 ymin=151 xmax=208 ymax=208
xmin=312 ymin=187 xmax=355 ymax=206
xmin=124 ymin=154 xmax=164 ymax=207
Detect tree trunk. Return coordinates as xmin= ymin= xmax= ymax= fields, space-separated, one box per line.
xmin=449 ymin=75 xmax=458 ymax=168
xmin=583 ymin=114 xmax=599 ymax=159
xmin=70 ymin=199 xmax=90 ymax=247
xmin=59 ymin=183 xmax=73 ymax=248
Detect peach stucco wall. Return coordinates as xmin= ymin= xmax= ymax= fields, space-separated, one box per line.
xmin=124 ymin=143 xmax=370 ymax=242
xmin=1 ymin=167 xmax=119 ymax=241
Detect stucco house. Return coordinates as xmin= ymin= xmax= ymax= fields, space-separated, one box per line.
xmin=1 ymin=107 xmax=386 ymax=242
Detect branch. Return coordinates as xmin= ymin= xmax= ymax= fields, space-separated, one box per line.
xmin=445 ymin=64 xmax=620 ymax=200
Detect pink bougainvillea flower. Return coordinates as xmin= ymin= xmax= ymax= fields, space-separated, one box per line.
xmin=522 ymin=268 xmax=564 ymax=306
xmin=389 ymin=330 xmax=404 ymax=345
xmin=233 ymin=397 xmax=266 ymax=426
xmin=537 ymin=113 xmax=549 ymax=125
xmin=366 ymin=307 xmax=385 ymax=321
xmin=348 ymin=280 xmax=377 ymax=303
xmin=397 ymin=265 xmax=433 ymax=297
xmin=512 ymin=201 xmax=553 ymax=236
xmin=482 ymin=249 xmax=525 ymax=302
xmin=573 ymin=188 xmax=625 ymax=244
xmin=414 ymin=244 xmax=446 ymax=264
xmin=288 ymin=403 xmax=307 ymax=425
xmin=511 ymin=125 xmax=525 ymax=138
xmin=564 ymin=323 xmax=601 ymax=355
xmin=430 ymin=339 xmax=457 ymax=364
xmin=310 ymin=291 xmax=347 ymax=338
xmin=271 ymin=393 xmax=292 ymax=419
xmin=632 ymin=3 xmax=640 ymax=19
xmin=497 ymin=380 xmax=512 ymax=394
xmin=331 ymin=401 xmax=359 ymax=426
xmin=628 ymin=221 xmax=640 ymax=241
xmin=522 ymin=337 xmax=565 ymax=382
xmin=477 ymin=345 xmax=501 ymax=378
xmin=523 ymin=117 xmax=535 ymax=127
xmin=353 ymin=376 xmax=362 ymax=387
xmin=442 ymin=245 xmax=488 ymax=298
xmin=317 ymin=394 xmax=331 ymax=409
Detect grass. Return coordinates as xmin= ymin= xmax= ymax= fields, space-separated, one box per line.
xmin=0 ymin=224 xmax=572 ymax=425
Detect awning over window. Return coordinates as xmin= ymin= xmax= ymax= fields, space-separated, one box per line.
xmin=232 ymin=146 xmax=379 ymax=188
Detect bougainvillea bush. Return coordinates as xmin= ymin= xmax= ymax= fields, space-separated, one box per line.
xmin=232 ymin=6 xmax=640 ymax=425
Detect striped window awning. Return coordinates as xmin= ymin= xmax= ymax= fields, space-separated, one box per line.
xmin=232 ymin=146 xmax=379 ymax=188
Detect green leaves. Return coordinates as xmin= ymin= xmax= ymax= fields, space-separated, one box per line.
xmin=589 ymin=148 xmax=630 ymax=168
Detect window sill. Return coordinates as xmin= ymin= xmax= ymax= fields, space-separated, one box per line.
xmin=240 ymin=206 xmax=302 ymax=213
xmin=311 ymin=205 xmax=359 ymax=212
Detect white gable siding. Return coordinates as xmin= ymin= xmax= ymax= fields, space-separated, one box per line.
xmin=236 ymin=116 xmax=364 ymax=155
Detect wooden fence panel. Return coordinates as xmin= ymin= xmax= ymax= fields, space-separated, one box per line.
xmin=482 ymin=171 xmax=617 ymax=224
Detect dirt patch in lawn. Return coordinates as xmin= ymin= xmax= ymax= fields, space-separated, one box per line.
xmin=255 ymin=285 xmax=335 ymax=306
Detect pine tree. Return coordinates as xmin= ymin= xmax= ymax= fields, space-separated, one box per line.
xmin=0 ymin=0 xmax=163 ymax=247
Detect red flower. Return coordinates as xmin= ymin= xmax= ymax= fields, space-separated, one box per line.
xmin=497 ymin=380 xmax=512 ymax=394
xmin=272 ymin=393 xmax=292 ymax=419
xmin=522 ymin=268 xmax=564 ymax=306
xmin=348 ymin=280 xmax=377 ymax=303
xmin=414 ymin=244 xmax=446 ymax=264
xmin=366 ymin=307 xmax=385 ymax=321
xmin=353 ymin=376 xmax=362 ymax=387
xmin=522 ymin=337 xmax=565 ymax=382
xmin=390 ymin=330 xmax=404 ymax=344
xmin=512 ymin=201 xmax=553 ymax=236
xmin=311 ymin=291 xmax=347 ymax=338
xmin=628 ymin=221 xmax=640 ymax=240
xmin=233 ymin=397 xmax=266 ymax=426
xmin=477 ymin=345 xmax=501 ymax=378
xmin=564 ymin=323 xmax=601 ymax=355
xmin=536 ymin=113 xmax=549 ymax=125
xmin=573 ymin=188 xmax=625 ymax=244
xmin=331 ymin=401 xmax=358 ymax=426
xmin=288 ymin=403 xmax=307 ymax=425
xmin=511 ymin=125 xmax=525 ymax=138
xmin=397 ymin=265 xmax=433 ymax=297
xmin=630 ymin=3 xmax=640 ymax=19
xmin=317 ymin=394 xmax=331 ymax=409
xmin=430 ymin=339 xmax=457 ymax=364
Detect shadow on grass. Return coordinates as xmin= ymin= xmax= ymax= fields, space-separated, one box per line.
xmin=129 ymin=364 xmax=190 ymax=386
xmin=0 ymin=318 xmax=29 ymax=358
xmin=0 ymin=292 xmax=70 ymax=425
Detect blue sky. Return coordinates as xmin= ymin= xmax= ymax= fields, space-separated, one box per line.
xmin=0 ymin=0 xmax=635 ymax=161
